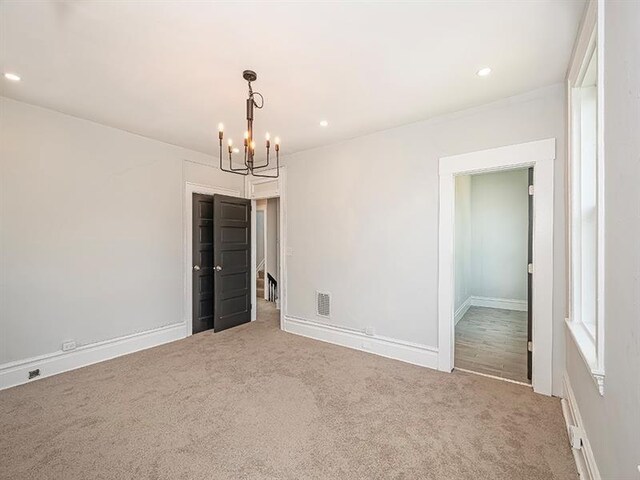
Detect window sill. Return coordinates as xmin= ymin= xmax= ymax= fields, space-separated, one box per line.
xmin=565 ymin=318 xmax=605 ymax=395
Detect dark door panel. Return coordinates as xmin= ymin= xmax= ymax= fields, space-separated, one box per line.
xmin=214 ymin=195 xmax=252 ymax=332
xmin=192 ymin=193 xmax=215 ymax=334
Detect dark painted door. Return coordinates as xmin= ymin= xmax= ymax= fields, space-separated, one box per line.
xmin=192 ymin=193 xmax=215 ymax=334
xmin=213 ymin=194 xmax=251 ymax=332
xmin=527 ymin=168 xmax=533 ymax=381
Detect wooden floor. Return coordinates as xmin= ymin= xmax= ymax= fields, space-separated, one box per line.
xmin=455 ymin=306 xmax=529 ymax=383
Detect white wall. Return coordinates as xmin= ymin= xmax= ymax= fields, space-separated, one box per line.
xmin=454 ymin=176 xmax=471 ymax=311
xmin=0 ymin=97 xmax=244 ymax=365
xmin=266 ymin=198 xmax=279 ymax=280
xmin=469 ymin=169 xmax=529 ymax=302
xmin=284 ymin=84 xmax=567 ymax=395
xmin=256 ymin=209 xmax=265 ymax=268
xmin=565 ymin=1 xmax=640 ymax=477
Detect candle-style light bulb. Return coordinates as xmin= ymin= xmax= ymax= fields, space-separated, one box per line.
xmin=265 ymin=132 xmax=271 ymax=141
xmin=250 ymin=140 xmax=256 ymax=151
xmin=228 ymin=139 xmax=233 ymax=147
xmin=218 ymin=123 xmax=224 ymax=140
xmin=244 ymin=131 xmax=249 ymax=139
xmin=274 ymin=137 xmax=280 ymax=152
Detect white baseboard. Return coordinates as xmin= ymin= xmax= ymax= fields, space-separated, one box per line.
xmin=283 ymin=315 xmax=438 ymax=370
xmin=0 ymin=322 xmax=186 ymax=391
xmin=454 ymin=297 xmax=472 ymax=325
xmin=561 ymin=373 xmax=601 ymax=480
xmin=470 ymin=296 xmax=527 ymax=312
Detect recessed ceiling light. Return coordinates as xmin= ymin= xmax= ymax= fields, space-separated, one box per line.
xmin=4 ymin=72 xmax=21 ymax=82
xmin=476 ymin=67 xmax=492 ymax=77
xmin=319 ymin=120 xmax=329 ymax=127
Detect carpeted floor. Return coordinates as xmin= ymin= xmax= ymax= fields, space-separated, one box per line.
xmin=0 ymin=300 xmax=577 ymax=480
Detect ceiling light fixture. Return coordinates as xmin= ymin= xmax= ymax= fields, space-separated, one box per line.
xmin=319 ymin=120 xmax=329 ymax=127
xmin=218 ymin=70 xmax=280 ymax=178
xmin=476 ymin=67 xmax=492 ymax=77
xmin=4 ymin=72 xmax=21 ymax=82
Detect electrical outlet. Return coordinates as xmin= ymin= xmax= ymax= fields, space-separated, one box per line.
xmin=568 ymin=425 xmax=584 ymax=449
xmin=62 ymin=340 xmax=76 ymax=352
xmin=28 ymin=369 xmax=40 ymax=380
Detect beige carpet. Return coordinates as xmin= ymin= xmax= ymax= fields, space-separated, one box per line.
xmin=0 ymin=300 xmax=577 ymax=480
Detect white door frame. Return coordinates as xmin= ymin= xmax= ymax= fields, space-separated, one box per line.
xmin=245 ymin=167 xmax=287 ymax=329
xmin=438 ymin=138 xmax=555 ymax=395
xmin=184 ymin=182 xmax=242 ymax=337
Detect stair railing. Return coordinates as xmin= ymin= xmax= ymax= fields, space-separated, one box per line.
xmin=267 ymin=273 xmax=278 ymax=302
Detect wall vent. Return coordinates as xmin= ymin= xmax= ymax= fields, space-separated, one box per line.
xmin=316 ymin=291 xmax=331 ymax=318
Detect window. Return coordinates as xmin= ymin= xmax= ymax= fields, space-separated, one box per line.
xmin=575 ymin=46 xmax=598 ymax=339
xmin=566 ymin=8 xmax=605 ymax=395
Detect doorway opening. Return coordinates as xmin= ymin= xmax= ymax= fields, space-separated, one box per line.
xmin=255 ymin=198 xmax=280 ymax=308
xmin=453 ymin=167 xmax=533 ymax=384
xmin=245 ymin=168 xmax=286 ymax=328
xmin=438 ymin=139 xmax=555 ymax=395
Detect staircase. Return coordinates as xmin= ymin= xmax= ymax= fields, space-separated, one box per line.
xmin=257 ymin=270 xmax=265 ymax=298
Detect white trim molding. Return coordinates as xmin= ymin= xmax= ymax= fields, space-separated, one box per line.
xmin=284 ymin=315 xmax=439 ymax=369
xmin=455 ymin=296 xmax=527 ymax=325
xmin=184 ymin=182 xmax=242 ymax=337
xmin=469 ymin=296 xmax=527 ymax=312
xmin=454 ymin=297 xmax=473 ymax=325
xmin=438 ymin=138 xmax=555 ymax=396
xmin=565 ymin=318 xmax=605 ymax=395
xmin=0 ymin=322 xmax=186 ymax=391
xmin=561 ymin=373 xmax=602 ymax=480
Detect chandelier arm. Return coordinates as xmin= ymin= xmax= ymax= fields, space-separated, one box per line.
xmin=228 ymin=150 xmax=249 ymax=173
xmin=251 ymin=148 xmax=271 ymax=170
xmin=249 ymin=149 xmax=279 ymax=178
xmin=218 ymin=137 xmax=249 ymax=176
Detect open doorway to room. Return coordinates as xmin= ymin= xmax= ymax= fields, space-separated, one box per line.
xmin=453 ymin=167 xmax=533 ymax=384
xmin=255 ymin=198 xmax=280 ymax=308
xmin=246 ymin=169 xmax=286 ymax=328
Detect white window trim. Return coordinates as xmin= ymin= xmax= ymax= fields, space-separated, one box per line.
xmin=565 ymin=0 xmax=605 ymax=395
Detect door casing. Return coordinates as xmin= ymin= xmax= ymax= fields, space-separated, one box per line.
xmin=438 ymin=139 xmax=556 ymax=396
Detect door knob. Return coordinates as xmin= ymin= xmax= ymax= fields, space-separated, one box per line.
xmin=193 ymin=265 xmax=200 ymax=271
xmin=215 ymin=265 xmax=223 ymax=271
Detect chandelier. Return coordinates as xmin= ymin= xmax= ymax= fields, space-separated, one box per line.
xmin=217 ymin=70 xmax=280 ymax=178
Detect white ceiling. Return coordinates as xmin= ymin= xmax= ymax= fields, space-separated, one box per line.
xmin=0 ymin=1 xmax=585 ymax=155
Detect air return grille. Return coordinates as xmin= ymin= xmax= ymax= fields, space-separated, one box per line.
xmin=316 ymin=291 xmax=331 ymax=317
